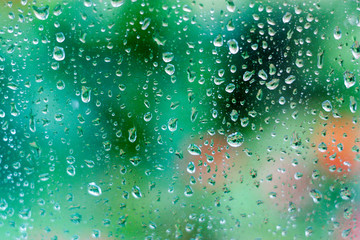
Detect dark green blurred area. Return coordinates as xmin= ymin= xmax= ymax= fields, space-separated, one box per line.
xmin=1 ymin=0 xmax=360 ymax=239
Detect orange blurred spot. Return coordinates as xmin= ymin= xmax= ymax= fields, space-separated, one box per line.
xmin=315 ymin=117 xmax=360 ymax=175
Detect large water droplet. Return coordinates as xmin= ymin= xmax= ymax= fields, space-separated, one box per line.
xmin=53 ymin=46 xmax=65 ymax=61
xmin=141 ymin=18 xmax=151 ymax=30
xmin=162 ymin=52 xmax=174 ymax=62
xmin=187 ymin=144 xmax=201 ymax=155
xmin=111 ymin=0 xmax=124 ymax=7
xmin=344 ymin=71 xmax=356 ymax=88
xmin=350 ymin=96 xmax=357 ymax=113
xmin=227 ymin=132 xmax=244 ymax=147
xmin=165 ymin=64 xmax=175 ymax=75
xmin=66 ymin=165 xmax=76 ymax=176
xmin=0 ymin=198 xmax=8 ymax=211
xmin=318 ymin=142 xmax=327 ymax=152
xmin=128 ymin=127 xmax=137 ymax=143
xmin=309 ymin=189 xmax=322 ymax=203
xmin=225 ymin=0 xmax=235 ymax=12
xmin=187 ymin=161 xmax=195 ymax=173
xmin=321 ymin=100 xmax=332 ymax=112
xmin=227 ymin=39 xmax=239 ymax=54
xmin=266 ymin=78 xmax=280 ymax=90
xmin=282 ymin=12 xmax=292 ymax=23
xmin=132 ymin=186 xmax=142 ymax=198
xmin=81 ymin=86 xmax=91 ymax=103
xmin=88 ymin=182 xmax=102 ymax=196
xmin=32 ymin=5 xmax=49 ymax=20
xmin=351 ymin=41 xmax=360 ymax=59
xmin=213 ymin=34 xmax=223 ymax=47
xmin=334 ymin=26 xmax=341 ymax=40
xmin=168 ymin=118 xmax=178 ymax=132
xmin=285 ymin=75 xmax=296 ymax=84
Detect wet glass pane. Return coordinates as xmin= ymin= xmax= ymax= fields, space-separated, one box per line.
xmin=1 ymin=0 xmax=360 ymax=239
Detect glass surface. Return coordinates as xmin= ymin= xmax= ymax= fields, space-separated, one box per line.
xmin=1 ymin=0 xmax=360 ymax=239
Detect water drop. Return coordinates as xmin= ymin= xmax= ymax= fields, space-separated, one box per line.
xmin=282 ymin=12 xmax=292 ymax=23
xmin=187 ymin=161 xmax=196 ymax=173
xmin=162 ymin=52 xmax=174 ymax=62
xmin=321 ymin=100 xmax=332 ymax=112
xmin=227 ymin=132 xmax=244 ymax=147
xmin=213 ymin=34 xmax=223 ymax=47
xmin=88 ymin=182 xmax=102 ymax=196
xmin=227 ymin=39 xmax=239 ymax=54
xmin=132 ymin=186 xmax=142 ymax=198
xmin=344 ymin=71 xmax=356 ymax=88
xmin=53 ymin=46 xmax=65 ymax=61
xmin=184 ymin=185 xmax=193 ymax=197
xmin=225 ymin=83 xmax=235 ymax=93
xmin=168 ymin=118 xmax=178 ymax=132
xmin=266 ymin=78 xmax=280 ymax=90
xmin=318 ymin=142 xmax=327 ymax=152
xmin=285 ymin=75 xmax=296 ymax=84
xmin=165 ymin=64 xmax=175 ymax=75
xmin=141 ymin=18 xmax=151 ymax=30
xmin=56 ymin=80 xmax=65 ymax=90
xmin=111 ymin=0 xmax=124 ymax=7
xmin=66 ymin=165 xmax=76 ymax=176
xmin=243 ymin=71 xmax=255 ymax=81
xmin=0 ymin=198 xmax=8 ymax=211
xmin=144 ymin=112 xmax=152 ymax=122
xmin=258 ymin=69 xmax=268 ymax=80
xmin=309 ymin=189 xmax=322 ymax=203
xmin=81 ymin=86 xmax=91 ymax=103
xmin=340 ymin=187 xmax=352 ymax=200
xmin=225 ymin=0 xmax=235 ymax=12
xmin=128 ymin=127 xmax=137 ymax=143
xmin=334 ymin=26 xmax=341 ymax=40
xmin=187 ymin=144 xmax=201 ymax=155
xmin=350 ymin=96 xmax=357 ymax=113
xmin=32 ymin=5 xmax=49 ymax=20
xmin=56 ymin=32 xmax=65 ymax=43
xmin=351 ymin=41 xmax=360 ymax=59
